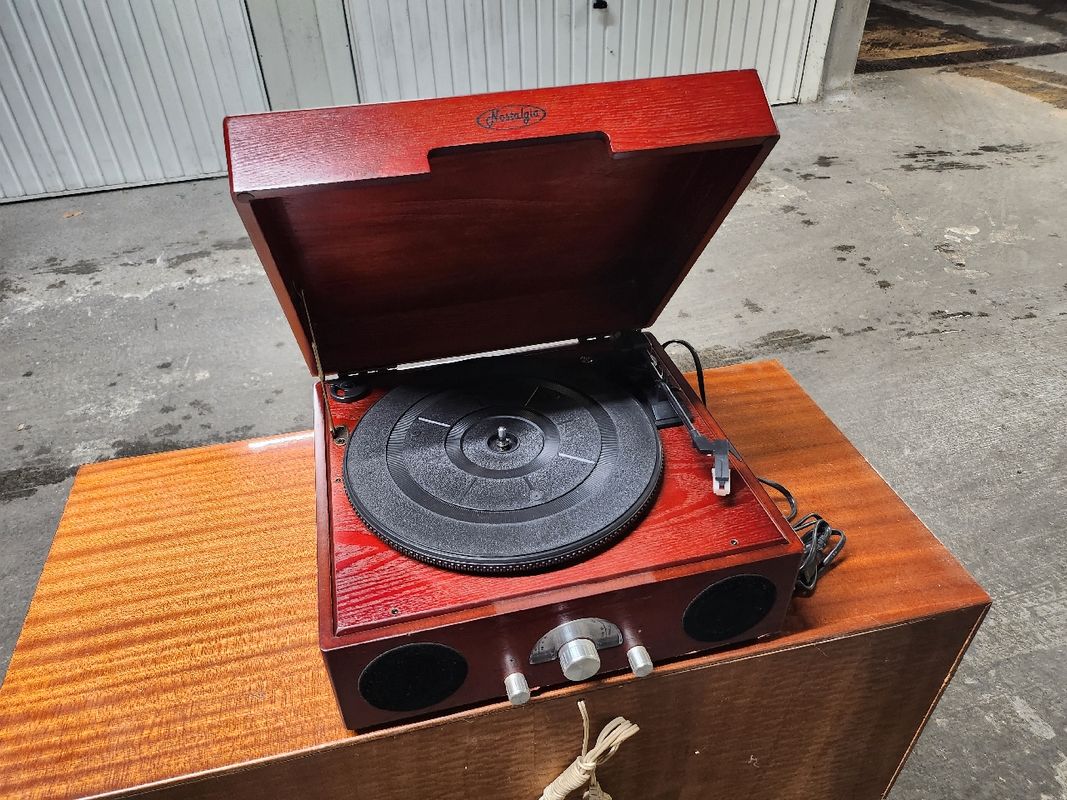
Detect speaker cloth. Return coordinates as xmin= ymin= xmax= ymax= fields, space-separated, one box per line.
xmin=683 ymin=574 xmax=778 ymax=642
xmin=344 ymin=359 xmax=662 ymax=573
xmin=358 ymin=643 xmax=468 ymax=712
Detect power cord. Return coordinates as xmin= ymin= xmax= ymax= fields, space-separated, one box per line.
xmin=661 ymin=338 xmax=847 ymax=594
xmin=662 ymin=339 xmax=706 ymax=405
xmin=758 ymin=478 xmax=846 ymax=594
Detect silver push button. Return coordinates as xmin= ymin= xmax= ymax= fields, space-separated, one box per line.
xmin=626 ymin=645 xmax=654 ymax=678
xmin=558 ymin=638 xmax=601 ymax=681
xmin=504 ymin=672 xmax=531 ymax=705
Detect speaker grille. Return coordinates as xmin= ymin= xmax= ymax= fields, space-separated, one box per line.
xmin=358 ymin=642 xmax=468 ymax=712
xmin=683 ymin=574 xmax=777 ymax=643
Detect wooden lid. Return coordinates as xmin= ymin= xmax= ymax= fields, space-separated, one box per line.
xmin=225 ymin=71 xmax=777 ymax=375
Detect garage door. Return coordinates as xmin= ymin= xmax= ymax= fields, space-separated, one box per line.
xmin=0 ymin=0 xmax=266 ymax=202
xmin=1 ymin=0 xmax=834 ymax=202
xmin=345 ymin=0 xmax=830 ymax=106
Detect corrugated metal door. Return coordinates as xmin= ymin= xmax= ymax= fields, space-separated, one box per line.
xmin=0 ymin=0 xmax=266 ymax=202
xmin=346 ymin=0 xmax=826 ymax=106
xmin=243 ymin=0 xmax=359 ymax=110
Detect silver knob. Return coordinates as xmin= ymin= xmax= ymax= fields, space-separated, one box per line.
xmin=504 ymin=672 xmax=530 ymax=705
xmin=558 ymin=638 xmax=601 ymax=681
xmin=626 ymin=645 xmax=653 ymax=678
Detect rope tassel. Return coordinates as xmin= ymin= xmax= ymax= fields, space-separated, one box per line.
xmin=539 ymin=701 xmax=640 ymax=800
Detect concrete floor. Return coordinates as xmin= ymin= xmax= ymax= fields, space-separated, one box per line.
xmin=2 ymin=56 xmax=1065 ymax=797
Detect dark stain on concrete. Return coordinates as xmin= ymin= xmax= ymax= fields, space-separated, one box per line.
xmin=110 ymin=423 xmax=258 ymax=460
xmin=22 ymin=371 xmax=32 ymax=378
xmin=0 ymin=277 xmax=26 ymax=302
xmin=977 ymin=143 xmax=1031 ymax=154
xmin=212 ymin=238 xmax=252 ymax=251
xmin=931 ymin=310 xmax=974 ymax=319
xmin=834 ymin=325 xmax=877 ymax=337
xmin=902 ymin=159 xmax=987 ymax=172
xmin=157 ymin=361 xmax=172 ymax=369
xmin=836 ymin=256 xmax=848 ymax=262
xmin=160 ymin=405 xmax=176 ymax=414
xmin=1012 ymin=311 xmax=1038 ymax=320
xmin=189 ymin=399 xmax=214 ymax=416
xmin=692 ymin=329 xmax=832 ymax=369
xmin=797 ymin=172 xmax=832 ymax=181
xmin=168 ymin=250 xmax=211 ymax=269
xmin=835 ymin=245 xmax=856 ymax=253
xmin=46 ymin=280 xmax=66 ymax=289
xmin=754 ymin=329 xmax=831 ymax=351
xmin=53 ymin=259 xmax=100 ymax=275
xmin=0 ymin=462 xmax=76 ymax=503
xmin=111 ymin=437 xmax=185 ymax=459
xmin=877 ymin=280 xmax=893 ymax=289
xmin=904 ymin=328 xmax=954 ymax=338
xmin=801 ymin=218 xmax=818 ymax=226
xmin=44 ymin=256 xmax=60 ymax=266
xmin=151 ymin=423 xmax=182 ymax=437
xmin=815 ymin=155 xmax=838 ymax=167
xmin=781 ymin=205 xmax=798 ymax=213
xmin=743 ymin=298 xmax=764 ymax=313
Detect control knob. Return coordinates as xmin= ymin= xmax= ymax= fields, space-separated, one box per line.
xmin=558 ymin=638 xmax=601 ymax=681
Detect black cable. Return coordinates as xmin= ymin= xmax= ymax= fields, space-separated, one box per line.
xmin=659 ymin=338 xmax=844 ymax=593
xmin=662 ymin=339 xmax=706 ymax=405
xmin=759 ymin=476 xmax=845 ymax=594
xmin=757 ymin=476 xmax=798 ymax=523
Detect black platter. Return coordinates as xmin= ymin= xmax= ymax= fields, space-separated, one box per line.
xmin=343 ymin=358 xmax=663 ymax=573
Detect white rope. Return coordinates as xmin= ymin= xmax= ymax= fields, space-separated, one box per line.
xmin=539 ymin=700 xmax=640 ymax=800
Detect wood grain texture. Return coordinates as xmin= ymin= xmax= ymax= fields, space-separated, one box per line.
xmin=0 ymin=361 xmax=989 ymax=800
xmin=225 ymin=72 xmax=778 ymax=374
xmin=317 ymin=337 xmax=803 ymax=729
xmin=322 ymin=341 xmax=793 ymax=637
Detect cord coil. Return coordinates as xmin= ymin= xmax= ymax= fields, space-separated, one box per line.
xmin=539 ymin=700 xmax=640 ymax=800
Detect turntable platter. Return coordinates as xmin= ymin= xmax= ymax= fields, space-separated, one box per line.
xmin=343 ymin=360 xmax=662 ymax=573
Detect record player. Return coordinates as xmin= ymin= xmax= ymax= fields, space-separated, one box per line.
xmin=225 ymin=70 xmax=805 ymax=731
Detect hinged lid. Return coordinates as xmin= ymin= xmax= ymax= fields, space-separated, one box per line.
xmin=225 ymin=71 xmax=777 ymax=375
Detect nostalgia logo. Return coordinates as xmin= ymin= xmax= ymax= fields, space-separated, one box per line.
xmin=476 ymin=104 xmax=547 ymax=131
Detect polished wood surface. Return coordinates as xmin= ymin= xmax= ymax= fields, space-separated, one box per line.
xmin=321 ymin=341 xmax=794 ymax=637
xmin=225 ymin=72 xmax=777 ymax=374
xmin=0 ymin=362 xmax=989 ymax=799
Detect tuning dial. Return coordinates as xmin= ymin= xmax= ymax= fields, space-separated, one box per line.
xmin=558 ymin=638 xmax=601 ymax=681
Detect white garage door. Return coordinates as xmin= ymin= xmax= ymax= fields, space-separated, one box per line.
xmin=346 ymin=0 xmax=832 ymax=106
xmin=0 ymin=0 xmax=266 ymax=202
xmin=1 ymin=0 xmax=834 ymax=201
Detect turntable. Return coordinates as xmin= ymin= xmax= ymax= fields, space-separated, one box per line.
xmin=226 ymin=70 xmax=807 ymax=731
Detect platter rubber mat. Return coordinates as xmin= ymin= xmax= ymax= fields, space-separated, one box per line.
xmin=343 ymin=359 xmax=662 ymax=573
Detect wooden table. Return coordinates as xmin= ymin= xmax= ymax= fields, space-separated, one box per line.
xmin=0 ymin=361 xmax=989 ymax=800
